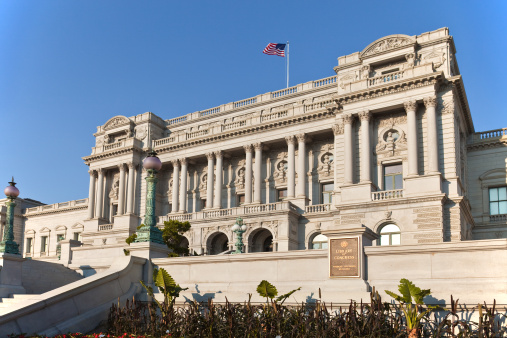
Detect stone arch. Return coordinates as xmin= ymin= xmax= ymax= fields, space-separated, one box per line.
xmin=206 ymin=231 xmax=230 ymax=255
xmin=373 ymin=219 xmax=402 ymax=246
xmin=103 ymin=115 xmax=130 ymax=130
xmin=247 ymin=228 xmax=274 ymax=253
xmin=360 ymin=34 xmax=415 ymax=58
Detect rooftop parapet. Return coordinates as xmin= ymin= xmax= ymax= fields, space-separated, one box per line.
xmin=25 ymin=198 xmax=88 ymax=215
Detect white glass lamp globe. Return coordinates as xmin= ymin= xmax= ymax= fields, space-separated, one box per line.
xmin=143 ymin=154 xmax=162 ymax=171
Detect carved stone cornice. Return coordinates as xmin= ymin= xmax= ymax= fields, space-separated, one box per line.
xmin=295 ymin=134 xmax=306 ymax=143
xmin=23 ymin=204 xmax=89 ymax=217
xmin=205 ymin=152 xmax=214 ymax=160
xmin=243 ymin=144 xmax=253 ymax=153
xmin=358 ymin=110 xmax=371 ymax=121
xmin=467 ymin=139 xmax=507 ymax=152
xmin=285 ymin=135 xmax=296 ymax=145
xmin=423 ymin=96 xmax=437 ymax=108
xmin=403 ymin=100 xmax=417 ymax=112
xmin=332 ymin=122 xmax=344 ymax=135
xmin=342 ymin=113 xmax=353 ymax=124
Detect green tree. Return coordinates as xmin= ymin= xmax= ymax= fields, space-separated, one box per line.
xmin=162 ymin=219 xmax=191 ymax=257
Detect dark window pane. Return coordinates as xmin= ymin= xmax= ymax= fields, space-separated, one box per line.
xmin=394 ymin=174 xmax=403 ymax=189
xmin=385 ymin=164 xmax=403 ymax=175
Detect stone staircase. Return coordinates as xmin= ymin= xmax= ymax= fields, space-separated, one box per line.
xmin=0 ymin=294 xmax=37 ymax=316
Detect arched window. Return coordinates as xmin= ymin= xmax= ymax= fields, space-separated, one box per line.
xmin=379 ymin=224 xmax=401 ymax=246
xmin=311 ymin=233 xmax=328 ymax=249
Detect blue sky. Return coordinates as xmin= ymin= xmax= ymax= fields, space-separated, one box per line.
xmin=0 ymin=0 xmax=506 ymax=204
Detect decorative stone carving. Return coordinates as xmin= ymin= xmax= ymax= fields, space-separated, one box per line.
xmin=375 ymin=128 xmax=407 ymax=158
xmin=199 ymin=169 xmax=208 ymax=191
xmin=405 ymin=53 xmax=415 ymax=68
xmin=385 ymin=211 xmax=392 ymax=220
xmin=362 ymin=36 xmax=414 ymax=57
xmin=103 ymin=134 xmax=110 ymax=144
xmin=424 ymin=51 xmax=446 ymax=69
xmin=103 ymin=116 xmax=130 ymax=130
xmin=253 ymin=143 xmax=262 ymax=151
xmin=358 ymin=110 xmax=371 ymax=121
xmin=285 ymin=135 xmax=295 ymax=145
xmin=243 ymin=144 xmax=253 ymax=153
xmin=273 ymin=157 xmax=288 ymax=185
xmin=295 ymin=134 xmax=306 ymax=143
xmin=234 ymin=160 xmax=246 ymax=190
xmin=403 ymin=100 xmax=417 ymax=112
xmin=376 ymin=113 xmax=407 ymax=129
xmin=261 ymin=220 xmax=279 ymax=237
xmin=438 ymin=97 xmax=455 ymax=115
xmin=109 ymin=175 xmax=120 ymax=200
xmin=332 ymin=122 xmax=344 ymax=135
xmin=342 ymin=113 xmax=353 ymax=124
xmin=135 ymin=126 xmax=147 ymax=140
xmin=339 ymin=73 xmax=356 ymax=89
xmin=424 ymin=96 xmax=437 ymax=108
xmin=317 ymin=151 xmax=334 ymax=178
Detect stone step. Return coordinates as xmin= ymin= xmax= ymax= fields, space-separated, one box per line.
xmin=0 ymin=294 xmax=38 ymax=315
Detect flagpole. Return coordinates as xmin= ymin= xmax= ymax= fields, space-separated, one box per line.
xmin=286 ymin=41 xmax=289 ymax=88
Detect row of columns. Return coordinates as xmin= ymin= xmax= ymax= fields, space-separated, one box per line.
xmin=342 ymin=95 xmax=439 ymax=184
xmin=169 ymin=133 xmax=308 ymax=213
xmin=87 ymin=162 xmax=137 ymax=219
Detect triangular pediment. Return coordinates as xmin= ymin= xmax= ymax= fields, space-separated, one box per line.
xmin=55 ymin=225 xmax=67 ymax=231
xmin=361 ymin=34 xmax=415 ymax=58
xmin=40 ymin=227 xmax=51 ymax=233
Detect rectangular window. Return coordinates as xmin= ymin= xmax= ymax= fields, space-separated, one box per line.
xmin=321 ymin=183 xmax=334 ymax=204
xmin=57 ymin=234 xmax=65 ymax=242
xmin=25 ymin=238 xmax=33 ymax=254
xmin=237 ymin=194 xmax=245 ymax=205
xmin=277 ymin=189 xmax=287 ymax=201
xmin=489 ymin=186 xmax=507 ymax=215
xmin=200 ymin=199 xmax=206 ymax=211
xmin=41 ymin=236 xmax=48 ymax=253
xmin=384 ymin=164 xmax=403 ymax=190
xmin=73 ymin=232 xmax=82 ymax=241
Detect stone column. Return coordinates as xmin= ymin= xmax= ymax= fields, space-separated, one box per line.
xmin=118 ymin=164 xmax=126 ymax=215
xmin=286 ymin=136 xmax=296 ymax=198
xmin=343 ymin=113 xmax=354 ymax=184
xmin=171 ymin=160 xmax=180 ymax=213
xmin=424 ymin=96 xmax=439 ymax=173
xmin=206 ymin=152 xmax=214 ymax=208
xmin=126 ymin=162 xmax=136 ymax=214
xmin=179 ymin=158 xmax=188 ymax=212
xmin=404 ymin=100 xmax=419 ymax=176
xmin=296 ymin=134 xmax=306 ymax=197
xmin=87 ymin=170 xmax=96 ymax=219
xmin=253 ymin=143 xmax=262 ymax=203
xmin=244 ymin=145 xmax=253 ymax=204
xmin=359 ymin=111 xmax=371 ymax=183
xmin=214 ymin=151 xmax=223 ymax=208
xmin=95 ymin=168 xmax=105 ymax=219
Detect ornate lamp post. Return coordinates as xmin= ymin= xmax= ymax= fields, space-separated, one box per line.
xmin=0 ymin=177 xmax=20 ymax=254
xmin=135 ymin=151 xmax=165 ymax=244
xmin=231 ymin=217 xmax=247 ymax=254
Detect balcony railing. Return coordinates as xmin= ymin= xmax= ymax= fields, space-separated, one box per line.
xmin=371 ymin=189 xmax=404 ymax=201
xmin=489 ymin=214 xmax=507 ymax=222
xmin=98 ymin=224 xmax=114 ymax=231
xmin=25 ymin=198 xmax=88 ymax=214
xmin=473 ymin=128 xmax=507 ymax=143
xmin=305 ymin=204 xmax=332 ymax=213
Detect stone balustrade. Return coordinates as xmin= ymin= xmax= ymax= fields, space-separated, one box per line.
xmin=91 ymin=138 xmax=142 ymax=155
xmin=472 ymin=128 xmax=507 ymax=142
xmin=305 ymin=204 xmax=332 ymax=213
xmin=158 ymin=201 xmax=298 ymax=223
xmin=25 ymin=198 xmax=88 ymax=214
xmin=489 ymin=214 xmax=507 ymax=222
xmin=368 ymin=70 xmax=404 ymax=86
xmin=98 ymin=224 xmax=114 ymax=231
xmin=371 ymin=189 xmax=404 ymax=201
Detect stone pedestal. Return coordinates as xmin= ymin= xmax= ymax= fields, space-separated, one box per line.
xmin=404 ymin=174 xmax=442 ymax=197
xmin=114 ymin=213 xmax=141 ymax=232
xmin=83 ymin=218 xmax=109 ymax=233
xmin=287 ymin=197 xmax=309 ymax=211
xmin=340 ymin=182 xmax=375 ymax=203
xmin=59 ymin=239 xmax=82 ymax=267
xmin=0 ymin=253 xmax=26 ymax=298
xmin=321 ymin=225 xmax=378 ymax=292
xmin=128 ymin=242 xmax=171 ymax=260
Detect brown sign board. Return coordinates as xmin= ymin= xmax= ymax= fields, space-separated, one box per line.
xmin=329 ymin=237 xmax=360 ymax=277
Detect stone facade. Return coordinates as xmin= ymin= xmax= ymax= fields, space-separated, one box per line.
xmin=12 ymin=27 xmax=507 ymax=263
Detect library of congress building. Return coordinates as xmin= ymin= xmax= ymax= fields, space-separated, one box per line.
xmin=1 ymin=27 xmax=506 ymax=275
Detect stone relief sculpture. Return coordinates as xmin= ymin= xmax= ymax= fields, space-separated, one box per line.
xmin=103 ymin=116 xmax=130 ymax=130
xmin=375 ymin=129 xmax=407 ymax=158
xmin=109 ymin=176 xmax=120 ymax=200
xmin=273 ymin=160 xmax=288 ymax=185
xmin=135 ymin=126 xmax=147 ymax=140
xmin=234 ymin=167 xmax=246 ymax=190
xmin=362 ymin=36 xmax=414 ymax=57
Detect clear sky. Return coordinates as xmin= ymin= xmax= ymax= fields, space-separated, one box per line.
xmin=0 ymin=0 xmax=506 ymax=204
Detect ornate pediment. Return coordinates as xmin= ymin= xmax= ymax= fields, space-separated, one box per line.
xmin=361 ymin=35 xmax=415 ymax=58
xmin=103 ymin=116 xmax=130 ymax=130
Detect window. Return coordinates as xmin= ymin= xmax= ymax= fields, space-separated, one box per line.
xmin=200 ymin=199 xmax=206 ymax=211
xmin=277 ymin=189 xmax=287 ymax=201
xmin=73 ymin=232 xmax=82 ymax=241
xmin=379 ymin=224 xmax=401 ymax=246
xmin=311 ymin=233 xmax=328 ymax=249
xmin=41 ymin=236 xmax=48 ymax=253
xmin=237 ymin=194 xmax=245 ymax=205
xmin=57 ymin=234 xmax=65 ymax=242
xmin=25 ymin=238 xmax=33 ymax=254
xmin=384 ymin=164 xmax=403 ymax=190
xmin=489 ymin=187 xmax=507 ymax=215
xmin=322 ymin=183 xmax=334 ymax=204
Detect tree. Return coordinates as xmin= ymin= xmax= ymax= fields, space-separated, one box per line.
xmin=162 ymin=219 xmax=191 ymax=257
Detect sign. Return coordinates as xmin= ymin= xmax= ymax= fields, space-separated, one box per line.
xmin=329 ymin=237 xmax=359 ymax=277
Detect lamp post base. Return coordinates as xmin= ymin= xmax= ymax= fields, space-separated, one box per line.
xmin=134 ymin=225 xmax=165 ymax=245
xmin=0 ymin=240 xmax=20 ymax=255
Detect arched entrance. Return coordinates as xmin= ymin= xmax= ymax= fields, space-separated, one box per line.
xmin=248 ymin=228 xmax=273 ymax=252
xmin=179 ymin=236 xmax=189 ymax=256
xmin=207 ymin=232 xmax=229 ymax=255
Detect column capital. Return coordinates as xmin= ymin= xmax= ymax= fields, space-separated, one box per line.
xmin=295 ymin=133 xmax=306 ymax=143
xmin=243 ymin=144 xmax=253 ymax=153
xmin=97 ymin=168 xmax=105 ymax=175
xmin=403 ymin=100 xmax=418 ymax=112
xmin=358 ymin=110 xmax=371 ymax=121
xmin=206 ymin=152 xmax=215 ymax=160
xmin=423 ymin=96 xmax=437 ymax=108
xmin=171 ymin=159 xmax=180 ymax=167
xmin=214 ymin=150 xmax=223 ymax=158
xmin=332 ymin=122 xmax=344 ymax=135
xmin=285 ymin=135 xmax=296 ymax=145
xmin=253 ymin=142 xmax=262 ymax=151
xmin=342 ymin=113 xmax=353 ymax=124
xmin=118 ymin=163 xmax=126 ymax=171
xmin=180 ymin=158 xmax=188 ymax=166
xmin=127 ymin=161 xmax=137 ymax=170
xmin=88 ymin=169 xmax=96 ymax=177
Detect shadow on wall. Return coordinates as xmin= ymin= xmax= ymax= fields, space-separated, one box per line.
xmin=183 ymin=284 xmax=222 ymax=303
xmin=79 ymin=265 xmax=98 ymax=277
xmin=22 ymin=259 xmax=83 ymax=294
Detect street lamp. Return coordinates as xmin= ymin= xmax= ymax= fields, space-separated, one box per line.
xmin=231 ymin=217 xmax=247 ymax=254
xmin=135 ymin=150 xmax=165 ymax=244
xmin=0 ymin=177 xmax=20 ymax=254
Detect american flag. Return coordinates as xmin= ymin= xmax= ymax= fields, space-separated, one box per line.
xmin=262 ymin=43 xmax=286 ymax=57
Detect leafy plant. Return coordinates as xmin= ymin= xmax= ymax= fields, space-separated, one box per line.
xmin=161 ymin=220 xmax=191 ymax=257
xmin=125 ymin=224 xmax=144 ymax=245
xmin=256 ymin=280 xmax=300 ymax=305
xmin=385 ymin=278 xmax=440 ymax=333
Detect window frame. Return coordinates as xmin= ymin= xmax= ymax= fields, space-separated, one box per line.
xmin=383 ymin=163 xmax=403 ymax=191
xmin=489 ymin=186 xmax=507 ymax=216
xmin=377 ymin=223 xmax=401 ymax=246
xmin=277 ymin=188 xmax=288 ymax=202
xmin=321 ymin=182 xmax=334 ymax=204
